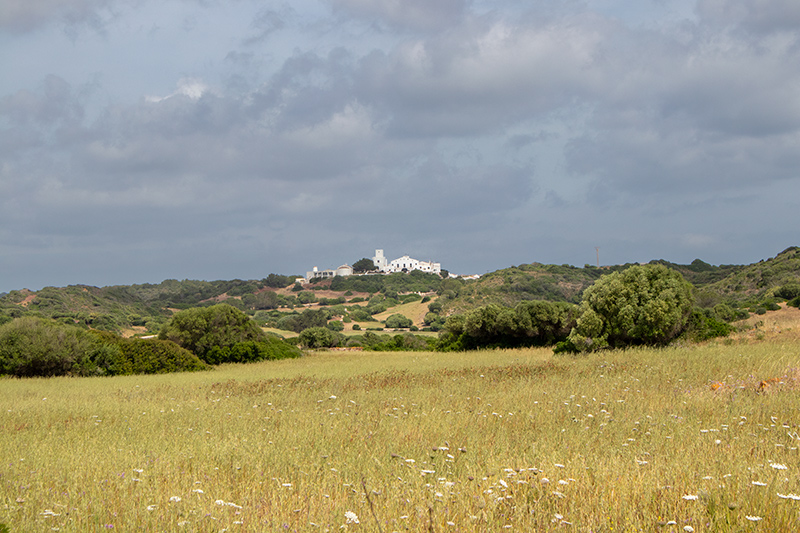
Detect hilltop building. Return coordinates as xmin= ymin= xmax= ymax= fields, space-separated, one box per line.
xmin=305 ymin=264 xmax=353 ymax=281
xmin=304 ymin=249 xmax=441 ymax=282
xmin=373 ymin=249 xmax=441 ymax=275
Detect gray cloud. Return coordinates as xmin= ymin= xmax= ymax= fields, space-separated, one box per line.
xmin=697 ymin=0 xmax=800 ymax=34
xmin=355 ymin=13 xmax=610 ymax=137
xmin=328 ymin=0 xmax=468 ymax=32
xmin=3 ymin=0 xmax=800 ymax=291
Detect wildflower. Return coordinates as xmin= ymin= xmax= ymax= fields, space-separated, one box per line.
xmin=684 ymin=527 xmax=694 ymax=532
xmin=146 ymin=505 xmax=156 ymax=511
xmin=746 ymin=516 xmax=763 ymax=521
xmin=192 ymin=489 xmax=204 ymax=494
xmin=777 ymin=493 xmax=800 ymax=500
xmin=770 ymin=463 xmax=788 ymax=470
xmin=345 ymin=511 xmax=359 ymax=524
xmin=169 ymin=496 xmax=181 ymax=503
xmin=682 ymin=495 xmax=698 ymax=501
xmin=752 ymin=481 xmax=767 ymax=487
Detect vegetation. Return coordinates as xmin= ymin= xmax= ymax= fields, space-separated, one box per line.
xmin=351 ymin=258 xmax=376 ymax=273
xmin=562 ymin=264 xmax=694 ymax=353
xmin=440 ymin=301 xmax=578 ymax=350
xmin=384 ymin=313 xmax=413 ymax=329
xmin=158 ymin=304 xmax=300 ymax=364
xmin=0 ymin=317 xmax=207 ymax=377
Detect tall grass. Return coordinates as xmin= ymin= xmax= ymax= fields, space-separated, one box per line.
xmin=2 ymin=341 xmax=800 ymax=531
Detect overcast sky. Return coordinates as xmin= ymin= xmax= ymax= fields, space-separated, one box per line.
xmin=2 ymin=0 xmax=800 ymax=291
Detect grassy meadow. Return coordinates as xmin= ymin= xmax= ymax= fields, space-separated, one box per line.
xmin=3 ymin=334 xmax=800 ymax=531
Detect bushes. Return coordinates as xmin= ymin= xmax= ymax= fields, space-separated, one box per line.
xmin=684 ymin=309 xmax=735 ymax=342
xmin=205 ymin=338 xmax=301 ymax=365
xmin=440 ymin=301 xmax=578 ymax=350
xmin=0 ymin=317 xmax=208 ymax=377
xmin=92 ymin=331 xmax=209 ymax=374
xmin=0 ymin=317 xmax=108 ymax=377
xmin=775 ymin=281 xmax=800 ymax=301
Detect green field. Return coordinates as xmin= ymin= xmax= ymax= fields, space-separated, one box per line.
xmin=2 ymin=338 xmax=800 ymax=531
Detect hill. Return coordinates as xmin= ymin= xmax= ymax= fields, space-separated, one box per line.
xmin=2 ymin=247 xmax=799 ymax=335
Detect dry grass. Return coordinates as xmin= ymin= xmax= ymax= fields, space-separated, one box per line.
xmin=3 ymin=325 xmax=800 ymax=531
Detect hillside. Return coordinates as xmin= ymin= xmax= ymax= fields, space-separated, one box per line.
xmin=2 ymin=247 xmax=800 ymax=335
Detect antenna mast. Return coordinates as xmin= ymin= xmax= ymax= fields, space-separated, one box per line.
xmin=595 ymin=247 xmax=600 ymax=267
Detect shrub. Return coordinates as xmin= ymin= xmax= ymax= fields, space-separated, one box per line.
xmin=91 ymin=332 xmax=209 ymax=374
xmin=775 ymin=281 xmax=800 ymax=301
xmin=0 ymin=317 xmax=111 ymax=377
xmin=385 ymin=313 xmax=413 ymax=329
xmin=565 ymin=264 xmax=694 ymax=352
xmin=205 ymin=338 xmax=301 ymax=364
xmin=298 ymin=327 xmax=344 ymax=349
xmin=440 ymin=301 xmax=578 ymax=350
xmin=326 ymin=320 xmax=344 ymax=332
xmin=276 ymin=309 xmax=329 ymax=333
xmin=684 ymin=309 xmax=734 ymax=342
xmin=159 ymin=304 xmax=268 ymax=363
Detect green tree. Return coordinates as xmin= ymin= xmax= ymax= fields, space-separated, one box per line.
xmin=385 ymin=313 xmax=413 ymax=329
xmin=564 ymin=264 xmax=694 ymax=352
xmin=158 ymin=304 xmax=267 ymax=362
xmin=352 ymin=258 xmax=376 ymax=273
xmin=298 ymin=327 xmax=343 ymax=349
xmin=262 ymin=273 xmax=295 ymax=288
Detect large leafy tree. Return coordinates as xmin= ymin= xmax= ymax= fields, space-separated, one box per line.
xmin=566 ymin=264 xmax=694 ymax=352
xmin=352 ymin=258 xmax=376 ymax=273
xmin=159 ymin=304 xmax=267 ymax=361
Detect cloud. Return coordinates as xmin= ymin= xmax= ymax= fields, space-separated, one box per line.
xmin=4 ymin=0 xmax=800 ymax=290
xmin=0 ymin=0 xmax=122 ymax=33
xmin=697 ymin=0 xmax=800 ymax=34
xmin=355 ymin=13 xmax=610 ymax=137
xmin=328 ymin=0 xmax=468 ymax=31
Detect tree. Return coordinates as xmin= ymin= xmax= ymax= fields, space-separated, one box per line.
xmin=563 ymin=264 xmax=694 ymax=352
xmin=352 ymin=258 xmax=376 ymax=273
xmin=262 ymin=273 xmax=295 ymax=288
xmin=158 ymin=304 xmax=267 ymax=362
xmin=385 ymin=313 xmax=413 ymax=329
xmin=298 ymin=327 xmax=343 ymax=349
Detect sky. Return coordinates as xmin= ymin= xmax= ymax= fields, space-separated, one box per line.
xmin=2 ymin=0 xmax=800 ymax=292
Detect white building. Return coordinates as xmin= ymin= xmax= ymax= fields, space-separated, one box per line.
xmin=372 ymin=249 xmax=388 ymax=271
xmin=373 ymin=249 xmax=441 ymax=275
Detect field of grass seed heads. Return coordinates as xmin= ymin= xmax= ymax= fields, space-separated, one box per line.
xmin=2 ymin=340 xmax=800 ymax=531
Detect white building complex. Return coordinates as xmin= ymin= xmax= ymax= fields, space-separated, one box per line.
xmin=373 ymin=249 xmax=441 ymax=275
xmin=305 ymin=249 xmax=441 ymax=282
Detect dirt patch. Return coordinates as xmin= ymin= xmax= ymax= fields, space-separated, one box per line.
xmin=17 ymin=290 xmax=36 ymax=307
xmin=730 ymin=303 xmax=800 ymax=343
